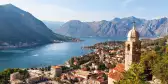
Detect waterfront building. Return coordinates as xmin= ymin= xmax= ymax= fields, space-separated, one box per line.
xmin=50 ymin=66 xmax=62 ymax=78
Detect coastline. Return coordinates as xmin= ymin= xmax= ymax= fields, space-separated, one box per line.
xmin=0 ymin=39 xmax=126 ymax=84
xmin=0 ymin=38 xmax=81 ymax=50
xmin=0 ymin=40 xmax=123 ymax=72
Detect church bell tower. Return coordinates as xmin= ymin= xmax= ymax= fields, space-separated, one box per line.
xmin=125 ymin=22 xmax=141 ymax=71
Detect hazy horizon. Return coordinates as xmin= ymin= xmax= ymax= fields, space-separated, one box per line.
xmin=0 ymin=0 xmax=168 ymax=22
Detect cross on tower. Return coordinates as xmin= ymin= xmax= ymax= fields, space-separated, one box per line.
xmin=133 ymin=21 xmax=136 ymax=25
xmin=132 ymin=21 xmax=136 ymax=29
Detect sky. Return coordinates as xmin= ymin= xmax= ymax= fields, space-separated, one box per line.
xmin=0 ymin=0 xmax=168 ymax=22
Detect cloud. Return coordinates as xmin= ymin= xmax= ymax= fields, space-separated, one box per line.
xmin=0 ymin=0 xmax=12 ymax=5
xmin=0 ymin=0 xmax=76 ymax=21
xmin=122 ymin=0 xmax=135 ymax=7
xmin=0 ymin=0 xmax=121 ymax=21
xmin=0 ymin=0 xmax=153 ymax=22
xmin=21 ymin=4 xmax=75 ymax=21
xmin=0 ymin=0 xmax=22 ymax=5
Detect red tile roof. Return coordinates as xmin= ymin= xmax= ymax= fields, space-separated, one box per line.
xmin=108 ymin=63 xmax=125 ymax=81
xmin=73 ymin=61 xmax=78 ymax=65
xmin=114 ymin=63 xmax=125 ymax=72
xmin=97 ymin=77 xmax=105 ymax=82
xmin=52 ymin=66 xmax=61 ymax=69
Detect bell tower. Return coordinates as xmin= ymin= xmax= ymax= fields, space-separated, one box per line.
xmin=125 ymin=22 xmax=141 ymax=71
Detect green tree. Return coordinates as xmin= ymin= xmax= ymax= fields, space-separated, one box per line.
xmin=0 ymin=68 xmax=29 ymax=84
xmin=158 ymin=39 xmax=166 ymax=46
xmin=140 ymin=51 xmax=159 ymax=69
xmin=152 ymin=55 xmax=168 ymax=84
xmin=98 ymin=63 xmax=106 ymax=70
xmin=116 ymin=64 xmax=148 ymax=84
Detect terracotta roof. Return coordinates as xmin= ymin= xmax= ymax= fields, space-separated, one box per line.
xmin=52 ymin=66 xmax=61 ymax=69
xmin=114 ymin=63 xmax=125 ymax=73
xmin=108 ymin=63 xmax=125 ymax=81
xmin=73 ymin=61 xmax=78 ymax=65
xmin=108 ymin=71 xmax=123 ymax=81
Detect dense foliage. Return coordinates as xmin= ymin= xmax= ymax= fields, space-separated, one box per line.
xmin=116 ymin=64 xmax=148 ymax=84
xmin=117 ymin=36 xmax=168 ymax=84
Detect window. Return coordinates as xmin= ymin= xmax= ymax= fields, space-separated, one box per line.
xmin=127 ymin=44 xmax=130 ymax=51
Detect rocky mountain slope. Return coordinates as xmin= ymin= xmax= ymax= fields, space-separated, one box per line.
xmin=0 ymin=4 xmax=71 ymax=45
xmin=43 ymin=21 xmax=64 ymax=33
xmin=56 ymin=16 xmax=168 ymax=38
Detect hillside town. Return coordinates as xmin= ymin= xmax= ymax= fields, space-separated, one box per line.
xmin=10 ymin=39 xmax=125 ymax=84
xmin=6 ymin=23 xmax=163 ymax=84
xmin=1 ymin=0 xmax=168 ymax=84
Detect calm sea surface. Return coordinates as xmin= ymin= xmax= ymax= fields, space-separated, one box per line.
xmin=0 ymin=37 xmax=126 ymax=71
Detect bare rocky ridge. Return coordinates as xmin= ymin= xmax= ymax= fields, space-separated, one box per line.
xmin=56 ymin=16 xmax=168 ymax=38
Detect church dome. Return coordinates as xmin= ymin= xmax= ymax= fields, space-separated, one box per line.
xmin=127 ymin=28 xmax=139 ymax=38
xmin=127 ymin=24 xmax=139 ymax=41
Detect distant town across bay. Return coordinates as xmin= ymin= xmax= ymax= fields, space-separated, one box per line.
xmin=0 ymin=37 xmax=126 ymax=71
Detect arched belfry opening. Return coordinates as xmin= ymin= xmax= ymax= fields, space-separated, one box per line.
xmin=127 ymin=44 xmax=130 ymax=51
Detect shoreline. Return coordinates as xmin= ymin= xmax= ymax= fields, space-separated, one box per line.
xmin=0 ymin=38 xmax=82 ymax=50
xmin=0 ymin=40 xmax=123 ymax=72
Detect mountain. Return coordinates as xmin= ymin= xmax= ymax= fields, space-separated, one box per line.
xmin=56 ymin=20 xmax=96 ymax=37
xmin=56 ymin=16 xmax=168 ymax=38
xmin=0 ymin=4 xmax=71 ymax=45
xmin=43 ymin=21 xmax=64 ymax=33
